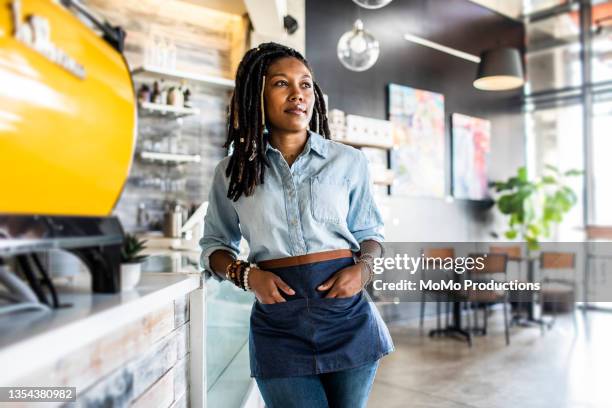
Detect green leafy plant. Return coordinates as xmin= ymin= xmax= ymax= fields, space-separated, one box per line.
xmin=121 ymin=234 xmax=148 ymax=264
xmin=492 ymin=165 xmax=582 ymax=250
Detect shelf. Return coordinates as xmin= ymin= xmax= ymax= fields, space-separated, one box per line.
xmin=131 ymin=65 xmax=235 ymax=90
xmin=138 ymin=102 xmax=200 ymax=118
xmin=139 ymin=151 xmax=201 ymax=164
xmin=335 ymin=139 xmax=394 ymax=150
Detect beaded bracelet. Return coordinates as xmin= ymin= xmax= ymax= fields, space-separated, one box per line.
xmin=225 ymin=259 xmax=244 ymax=288
xmin=243 ymin=263 xmax=254 ymax=291
xmin=225 ymin=259 xmax=257 ymax=291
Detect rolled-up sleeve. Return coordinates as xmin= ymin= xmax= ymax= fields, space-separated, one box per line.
xmin=347 ymin=150 xmax=385 ymax=243
xmin=199 ymin=159 xmax=242 ymax=281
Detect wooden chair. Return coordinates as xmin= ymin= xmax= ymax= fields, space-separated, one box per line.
xmin=539 ymin=252 xmax=577 ymax=328
xmin=585 ymin=225 xmax=612 ymax=240
xmin=490 ymin=245 xmax=531 ymax=323
xmin=584 ymin=226 xmax=612 ymax=311
xmin=465 ymin=253 xmax=511 ymax=345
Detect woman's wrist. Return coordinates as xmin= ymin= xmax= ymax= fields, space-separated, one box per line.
xmin=356 ymin=254 xmax=375 ymax=288
xmin=225 ymin=259 xmax=257 ymax=291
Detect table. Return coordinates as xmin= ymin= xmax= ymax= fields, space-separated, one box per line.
xmin=428 ymin=272 xmax=472 ymax=346
xmin=506 ymin=255 xmax=551 ymax=331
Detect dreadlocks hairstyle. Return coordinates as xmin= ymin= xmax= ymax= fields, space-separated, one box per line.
xmin=224 ymin=42 xmax=331 ymax=202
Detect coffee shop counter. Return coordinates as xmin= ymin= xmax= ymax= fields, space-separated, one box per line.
xmin=135 ymin=234 xmax=261 ymax=408
xmin=0 ymin=271 xmax=207 ymax=407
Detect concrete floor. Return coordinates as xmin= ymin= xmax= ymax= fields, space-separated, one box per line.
xmin=369 ymin=309 xmax=612 ymax=408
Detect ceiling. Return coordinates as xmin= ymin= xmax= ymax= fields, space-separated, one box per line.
xmin=471 ymin=0 xmax=612 ymax=19
xmin=468 ymin=0 xmax=572 ymax=19
xmin=469 ymin=0 xmax=523 ymax=18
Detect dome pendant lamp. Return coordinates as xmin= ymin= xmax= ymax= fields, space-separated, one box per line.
xmin=473 ymin=47 xmax=525 ymax=91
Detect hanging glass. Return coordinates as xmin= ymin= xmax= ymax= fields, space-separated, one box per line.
xmin=352 ymin=0 xmax=393 ymax=10
xmin=337 ymin=19 xmax=380 ymax=72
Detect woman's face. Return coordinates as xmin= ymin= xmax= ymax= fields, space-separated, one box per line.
xmin=264 ymin=57 xmax=315 ymax=134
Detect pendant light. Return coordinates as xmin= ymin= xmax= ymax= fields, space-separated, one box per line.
xmin=352 ymin=0 xmax=393 ymax=9
xmin=473 ymin=47 xmax=524 ymax=91
xmin=337 ymin=19 xmax=380 ymax=72
xmin=402 ymin=32 xmax=524 ymax=91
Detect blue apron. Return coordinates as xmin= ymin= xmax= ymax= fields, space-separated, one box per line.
xmin=249 ymin=256 xmax=395 ymax=378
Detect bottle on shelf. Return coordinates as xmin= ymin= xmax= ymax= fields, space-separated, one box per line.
xmin=137 ymin=84 xmax=150 ymax=104
xmin=179 ymin=80 xmax=191 ymax=108
xmin=166 ymin=39 xmax=177 ymax=71
xmin=159 ymin=79 xmax=168 ymax=105
xmin=167 ymin=86 xmax=184 ymax=107
xmin=150 ymin=81 xmax=161 ymax=104
xmin=183 ymin=87 xmax=192 ymax=108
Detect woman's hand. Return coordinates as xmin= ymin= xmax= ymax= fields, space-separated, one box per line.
xmin=249 ymin=268 xmax=295 ymax=304
xmin=316 ymin=263 xmax=366 ymax=298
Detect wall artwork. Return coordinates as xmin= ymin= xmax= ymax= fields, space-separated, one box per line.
xmin=388 ymin=83 xmax=445 ymax=197
xmin=451 ymin=113 xmax=491 ymax=201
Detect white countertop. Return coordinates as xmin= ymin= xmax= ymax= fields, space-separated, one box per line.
xmin=0 ymin=272 xmax=201 ymax=384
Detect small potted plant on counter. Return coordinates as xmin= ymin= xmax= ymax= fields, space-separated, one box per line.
xmin=120 ymin=234 xmax=148 ymax=291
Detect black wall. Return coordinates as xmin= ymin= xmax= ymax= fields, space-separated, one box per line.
xmin=306 ymin=0 xmax=524 ymax=119
xmin=305 ymin=0 xmax=526 ymax=242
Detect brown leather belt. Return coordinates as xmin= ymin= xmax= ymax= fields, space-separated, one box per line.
xmin=257 ymin=249 xmax=354 ymax=270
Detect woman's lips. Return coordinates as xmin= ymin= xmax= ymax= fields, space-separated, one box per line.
xmin=284 ymin=109 xmax=306 ymax=116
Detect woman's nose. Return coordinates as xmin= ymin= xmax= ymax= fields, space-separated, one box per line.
xmin=288 ymin=84 xmax=304 ymax=101
xmin=289 ymin=93 xmax=304 ymax=102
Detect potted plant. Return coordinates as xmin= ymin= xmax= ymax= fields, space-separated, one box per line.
xmin=120 ymin=234 xmax=148 ymax=291
xmin=491 ymin=164 xmax=582 ymax=250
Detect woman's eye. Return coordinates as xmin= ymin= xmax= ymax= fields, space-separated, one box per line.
xmin=302 ymin=82 xmax=312 ymax=88
xmin=275 ymin=81 xmax=288 ymax=87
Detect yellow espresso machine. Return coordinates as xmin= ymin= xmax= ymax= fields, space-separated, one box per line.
xmin=0 ymin=0 xmax=136 ymax=296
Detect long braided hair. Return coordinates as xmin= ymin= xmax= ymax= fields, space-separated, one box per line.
xmin=224 ymin=42 xmax=330 ymax=202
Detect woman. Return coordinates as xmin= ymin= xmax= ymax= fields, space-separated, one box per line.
xmin=200 ymin=42 xmax=394 ymax=408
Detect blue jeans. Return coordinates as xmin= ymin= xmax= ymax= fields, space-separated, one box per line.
xmin=255 ymin=360 xmax=379 ymax=408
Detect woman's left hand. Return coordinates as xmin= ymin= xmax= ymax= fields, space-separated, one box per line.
xmin=317 ymin=263 xmax=366 ymax=298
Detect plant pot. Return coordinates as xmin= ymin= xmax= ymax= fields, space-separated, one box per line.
xmin=120 ymin=262 xmax=142 ymax=291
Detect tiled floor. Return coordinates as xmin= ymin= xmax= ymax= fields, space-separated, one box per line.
xmin=369 ymin=309 xmax=612 ymax=408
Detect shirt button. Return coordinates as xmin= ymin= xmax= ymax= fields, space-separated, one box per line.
xmin=291 ymin=219 xmax=298 ymax=225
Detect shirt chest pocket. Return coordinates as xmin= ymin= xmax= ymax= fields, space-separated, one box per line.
xmin=310 ymin=176 xmax=349 ymax=225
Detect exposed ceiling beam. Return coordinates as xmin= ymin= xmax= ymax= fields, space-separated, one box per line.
xmin=244 ymin=0 xmax=286 ymax=37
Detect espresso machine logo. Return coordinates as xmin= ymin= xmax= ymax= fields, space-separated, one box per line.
xmin=11 ymin=0 xmax=86 ymax=79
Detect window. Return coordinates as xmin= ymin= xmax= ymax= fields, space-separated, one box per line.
xmin=592 ymin=100 xmax=612 ymax=224
xmin=526 ymin=105 xmax=584 ymax=240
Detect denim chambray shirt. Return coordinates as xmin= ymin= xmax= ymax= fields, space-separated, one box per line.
xmin=199 ymin=130 xmax=385 ymax=280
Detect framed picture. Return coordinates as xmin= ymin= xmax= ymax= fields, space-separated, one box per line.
xmin=387 ymin=83 xmax=445 ymax=197
xmin=451 ymin=113 xmax=491 ymax=201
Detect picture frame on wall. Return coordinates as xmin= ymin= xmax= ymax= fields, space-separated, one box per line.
xmin=387 ymin=83 xmax=446 ymax=198
xmin=451 ymin=113 xmax=492 ymax=201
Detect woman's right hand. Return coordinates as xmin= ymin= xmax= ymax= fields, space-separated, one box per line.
xmin=249 ymin=268 xmax=295 ymax=304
